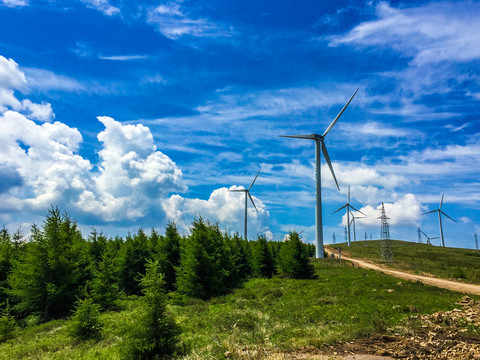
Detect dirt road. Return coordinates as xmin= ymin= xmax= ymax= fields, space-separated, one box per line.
xmin=324 ymin=246 xmax=480 ymax=296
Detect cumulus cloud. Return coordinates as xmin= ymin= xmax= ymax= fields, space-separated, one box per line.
xmin=338 ymin=193 xmax=422 ymax=227
xmin=0 ymin=110 xmax=186 ymax=224
xmin=0 ymin=56 xmax=56 ymax=120
xmin=162 ymin=186 xmax=270 ymax=238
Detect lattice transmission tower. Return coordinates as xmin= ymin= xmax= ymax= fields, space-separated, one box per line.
xmin=378 ymin=203 xmax=393 ymax=261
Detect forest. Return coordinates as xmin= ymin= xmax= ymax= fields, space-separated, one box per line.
xmin=0 ymin=207 xmax=315 ymax=358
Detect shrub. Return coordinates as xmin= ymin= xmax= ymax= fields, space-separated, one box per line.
xmin=70 ymin=296 xmax=102 ymax=341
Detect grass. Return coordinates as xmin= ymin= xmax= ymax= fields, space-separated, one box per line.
xmin=332 ymin=240 xmax=480 ymax=284
xmin=0 ymin=259 xmax=471 ymax=359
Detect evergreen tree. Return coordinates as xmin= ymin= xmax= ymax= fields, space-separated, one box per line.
xmin=70 ymin=295 xmax=102 ymax=341
xmin=0 ymin=300 xmax=15 ymax=343
xmin=0 ymin=227 xmax=13 ymax=306
xmin=277 ymin=231 xmax=315 ymax=279
xmin=157 ymin=222 xmax=181 ymax=292
xmin=118 ymin=229 xmax=152 ymax=295
xmin=251 ymin=235 xmax=275 ymax=278
xmin=176 ymin=218 xmax=231 ymax=299
xmin=91 ymin=251 xmax=120 ymax=310
xmin=8 ymin=208 xmax=90 ymax=319
xmin=123 ymin=259 xmax=179 ymax=359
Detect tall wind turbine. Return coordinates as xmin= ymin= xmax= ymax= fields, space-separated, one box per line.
xmin=332 ymin=185 xmax=365 ymax=246
xmin=280 ymin=89 xmax=358 ymax=258
xmin=422 ymin=194 xmax=456 ymax=247
xmin=418 ymin=228 xmax=439 ymax=245
xmin=229 ymin=169 xmax=260 ymax=240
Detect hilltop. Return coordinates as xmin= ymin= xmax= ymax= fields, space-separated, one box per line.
xmin=330 ymin=240 xmax=480 ymax=285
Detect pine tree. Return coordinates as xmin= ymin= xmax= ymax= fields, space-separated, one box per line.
xmin=8 ymin=208 xmax=90 ymax=319
xmin=176 ymin=218 xmax=232 ymax=299
xmin=70 ymin=295 xmax=102 ymax=341
xmin=157 ymin=223 xmax=181 ymax=292
xmin=118 ymin=229 xmax=152 ymax=295
xmin=123 ymin=259 xmax=179 ymax=359
xmin=252 ymin=235 xmax=275 ymax=278
xmin=277 ymin=231 xmax=315 ymax=279
xmin=91 ymin=251 xmax=120 ymax=310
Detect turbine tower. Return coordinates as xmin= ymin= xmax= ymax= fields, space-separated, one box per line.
xmin=280 ymin=89 xmax=358 ymax=258
xmin=417 ymin=227 xmax=422 ymax=243
xmin=475 ymin=232 xmax=478 ymax=250
xmin=229 ymin=169 xmax=260 ymax=240
xmin=333 ymin=185 xmax=365 ymax=246
xmin=419 ymin=228 xmax=439 ymax=245
xmin=422 ymin=194 xmax=456 ymax=247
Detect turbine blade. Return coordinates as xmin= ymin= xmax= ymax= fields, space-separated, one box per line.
xmin=229 ymin=189 xmax=247 ymax=192
xmin=440 ymin=193 xmax=444 ymax=209
xmin=321 ymin=141 xmax=340 ymax=191
xmin=279 ymin=134 xmax=316 ymax=140
xmin=422 ymin=210 xmax=437 ymax=216
xmin=322 ymin=88 xmax=359 ymax=137
xmin=419 ymin=229 xmax=428 ymax=238
xmin=348 ymin=185 xmax=350 ymax=203
xmin=247 ymin=192 xmax=258 ymax=213
xmin=431 ymin=237 xmax=440 ymax=239
xmin=350 ymin=205 xmax=366 ymax=216
xmin=332 ymin=204 xmax=347 ymax=214
xmin=249 ymin=168 xmax=261 ymax=190
xmin=441 ymin=210 xmax=456 ymax=223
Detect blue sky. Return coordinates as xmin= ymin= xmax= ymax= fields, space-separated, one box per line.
xmin=0 ymin=0 xmax=479 ymax=248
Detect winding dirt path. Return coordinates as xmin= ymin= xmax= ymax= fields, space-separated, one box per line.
xmin=324 ymin=246 xmax=480 ymax=296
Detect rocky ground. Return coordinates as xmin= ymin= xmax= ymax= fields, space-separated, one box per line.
xmin=321 ymin=296 xmax=480 ymax=359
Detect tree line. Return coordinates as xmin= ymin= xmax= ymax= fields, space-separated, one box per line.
xmin=0 ymin=207 xmax=316 ymax=357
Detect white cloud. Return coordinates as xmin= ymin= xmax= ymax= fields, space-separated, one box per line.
xmin=1 ymin=0 xmax=27 ymax=7
xmin=0 ymin=108 xmax=186 ymax=224
xmin=162 ymin=186 xmax=270 ymax=238
xmin=147 ymin=2 xmax=233 ymax=39
xmin=80 ymin=0 xmax=120 ymax=16
xmin=329 ymin=1 xmax=480 ymax=65
xmin=21 ymin=99 xmax=54 ymax=122
xmin=99 ymin=54 xmax=149 ymax=61
xmin=340 ymin=193 xmax=422 ymax=227
xmin=23 ymin=67 xmax=86 ymax=92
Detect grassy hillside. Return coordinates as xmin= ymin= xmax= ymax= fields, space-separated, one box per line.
xmin=333 ymin=240 xmax=480 ymax=284
xmin=0 ymin=259 xmax=468 ymax=359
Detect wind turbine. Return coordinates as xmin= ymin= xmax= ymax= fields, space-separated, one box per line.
xmin=280 ymin=89 xmax=358 ymax=257
xmin=422 ymin=194 xmax=456 ymax=247
xmin=229 ymin=169 xmax=260 ymax=240
xmin=332 ymin=185 xmax=365 ymax=246
xmin=418 ymin=228 xmax=439 ymax=245
xmin=349 ymin=210 xmax=367 ymax=242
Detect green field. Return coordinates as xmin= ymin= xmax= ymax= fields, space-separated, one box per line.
xmin=333 ymin=240 xmax=480 ymax=284
xmin=0 ymin=259 xmax=468 ymax=360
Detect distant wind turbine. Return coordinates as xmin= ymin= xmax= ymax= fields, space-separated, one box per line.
xmin=422 ymin=194 xmax=456 ymax=247
xmin=332 ymin=185 xmax=365 ymax=246
xmin=349 ymin=210 xmax=367 ymax=242
xmin=280 ymin=89 xmax=358 ymax=257
xmin=229 ymin=169 xmax=260 ymax=240
xmin=418 ymin=228 xmax=439 ymax=245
